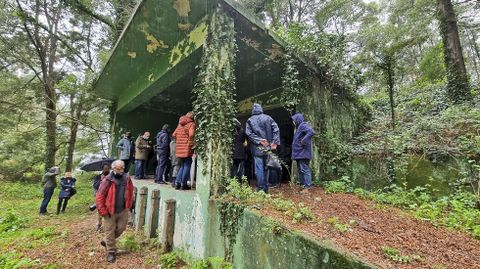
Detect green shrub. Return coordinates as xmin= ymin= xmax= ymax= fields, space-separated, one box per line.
xmin=0 ymin=252 xmax=37 ymax=269
xmin=323 ymin=176 xmax=354 ymax=193
xmin=118 ymin=232 xmax=141 ymax=252
xmin=0 ymin=212 xmax=27 ymax=232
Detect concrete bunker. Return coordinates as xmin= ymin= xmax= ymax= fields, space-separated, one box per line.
xmin=94 ymin=0 xmax=369 ymax=267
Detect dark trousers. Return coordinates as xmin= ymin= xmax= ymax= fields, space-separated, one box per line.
xmin=39 ymin=187 xmax=54 ymax=214
xmin=231 ymin=159 xmax=245 ymax=183
xmin=122 ymin=159 xmax=131 ymax=174
xmin=155 ymin=153 xmax=171 ymax=182
xmin=57 ymin=197 xmax=69 ymax=214
xmin=268 ymin=168 xmax=281 ymax=186
xmin=135 ymin=159 xmax=146 ymax=179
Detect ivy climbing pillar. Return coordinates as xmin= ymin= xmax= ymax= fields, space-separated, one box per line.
xmin=192 ymin=7 xmax=237 ymax=197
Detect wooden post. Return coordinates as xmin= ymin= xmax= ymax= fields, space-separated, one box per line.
xmin=135 ymin=187 xmax=148 ymax=232
xmin=145 ymin=189 xmax=160 ymax=238
xmin=160 ymin=199 xmax=176 ymax=253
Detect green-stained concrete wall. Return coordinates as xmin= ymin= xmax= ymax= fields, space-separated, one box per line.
xmin=299 ymin=76 xmax=364 ymax=182
xmin=352 ymin=154 xmax=460 ymax=195
xmin=131 ymin=179 xmax=375 ymax=268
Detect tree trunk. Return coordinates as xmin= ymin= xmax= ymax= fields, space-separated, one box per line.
xmin=44 ymin=88 xmax=57 ymax=169
xmin=383 ymin=54 xmax=396 ymax=130
xmin=436 ymin=0 xmax=470 ymax=103
xmin=65 ymin=93 xmax=83 ymax=172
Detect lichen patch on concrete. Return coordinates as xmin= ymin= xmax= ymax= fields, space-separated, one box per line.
xmin=173 ymin=0 xmax=191 ymax=17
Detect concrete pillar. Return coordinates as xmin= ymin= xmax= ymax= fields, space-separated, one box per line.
xmin=135 ymin=186 xmax=148 ymax=232
xmin=145 ymin=189 xmax=160 ymax=238
xmin=160 ymin=199 xmax=176 ymax=253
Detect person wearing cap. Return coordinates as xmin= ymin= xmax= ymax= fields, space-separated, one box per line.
xmin=155 ymin=124 xmax=171 ymax=184
xmin=116 ymin=132 xmax=134 ymax=173
xmin=39 ymin=166 xmax=60 ymax=215
xmin=56 ymin=172 xmax=76 ymax=214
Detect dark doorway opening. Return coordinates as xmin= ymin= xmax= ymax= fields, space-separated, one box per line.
xmin=237 ymin=106 xmax=294 ymax=185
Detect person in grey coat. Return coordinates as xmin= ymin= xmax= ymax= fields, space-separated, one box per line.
xmin=245 ymin=103 xmax=280 ymax=193
xmin=39 ymin=166 xmax=60 ymax=215
xmin=116 ymin=132 xmax=134 ymax=173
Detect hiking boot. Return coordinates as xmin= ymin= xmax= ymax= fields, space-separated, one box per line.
xmin=100 ymin=240 xmax=107 ymax=250
xmin=181 ymin=185 xmax=191 ymax=190
xmin=96 ymin=224 xmax=103 ymax=232
xmin=300 ymin=188 xmax=310 ymax=194
xmin=107 ymin=252 xmax=116 ymax=263
xmin=175 ymin=184 xmax=181 ymax=190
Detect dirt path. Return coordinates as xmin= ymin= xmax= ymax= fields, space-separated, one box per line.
xmin=23 ymin=213 xmax=158 ymax=269
xmin=263 ymin=185 xmax=480 ymax=269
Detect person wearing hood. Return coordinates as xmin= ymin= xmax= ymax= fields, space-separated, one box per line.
xmin=245 ymin=103 xmax=280 ymax=193
xmin=96 ymin=160 xmax=134 ymax=263
xmin=134 ymin=132 xmax=151 ymax=179
xmin=116 ymin=132 xmax=134 ymax=173
xmin=291 ymin=113 xmax=315 ymax=192
xmin=172 ymin=112 xmax=196 ymax=190
xmin=155 ymin=124 xmax=171 ymax=184
xmin=232 ymin=118 xmax=247 ymax=182
xmin=39 ymin=166 xmax=60 ymax=215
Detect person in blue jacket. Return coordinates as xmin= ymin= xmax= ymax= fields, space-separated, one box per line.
xmin=155 ymin=124 xmax=171 ymax=184
xmin=57 ymin=172 xmax=76 ymax=214
xmin=245 ymin=103 xmax=280 ymax=193
xmin=291 ymin=113 xmax=315 ymax=192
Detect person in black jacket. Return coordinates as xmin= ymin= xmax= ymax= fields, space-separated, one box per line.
xmin=232 ymin=119 xmax=247 ymax=183
xmin=92 ymin=163 xmax=111 ymax=231
xmin=155 ymin=124 xmax=171 ymax=184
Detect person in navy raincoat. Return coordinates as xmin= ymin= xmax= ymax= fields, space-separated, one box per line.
xmin=291 ymin=113 xmax=315 ymax=192
xmin=155 ymin=124 xmax=171 ymax=184
xmin=245 ymin=103 xmax=280 ymax=193
xmin=57 ymin=172 xmax=76 ymax=214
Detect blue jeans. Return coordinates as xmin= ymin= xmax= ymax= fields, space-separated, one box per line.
xmin=297 ymin=159 xmax=312 ymax=188
xmin=254 ymin=156 xmax=268 ymax=192
xmin=176 ymin=157 xmax=192 ymax=186
xmin=39 ymin=187 xmax=54 ymax=213
xmin=135 ymin=159 xmax=146 ymax=179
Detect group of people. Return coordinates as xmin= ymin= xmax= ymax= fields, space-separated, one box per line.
xmin=37 ymin=103 xmax=315 ymax=264
xmin=239 ymin=103 xmax=315 ymax=193
xmin=39 ymin=168 xmax=77 ymax=215
xmin=115 ymin=103 xmax=315 ymax=194
xmin=116 ymin=111 xmax=197 ymax=190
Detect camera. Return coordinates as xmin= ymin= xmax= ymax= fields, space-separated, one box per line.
xmin=89 ymin=203 xmax=97 ymax=211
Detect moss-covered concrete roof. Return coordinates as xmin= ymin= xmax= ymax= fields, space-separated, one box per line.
xmin=94 ymin=0 xmax=289 ymax=113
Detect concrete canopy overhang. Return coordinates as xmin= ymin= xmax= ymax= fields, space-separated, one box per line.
xmin=94 ymin=0 xmax=292 ymax=114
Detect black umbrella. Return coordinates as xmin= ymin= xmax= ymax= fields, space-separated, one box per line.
xmin=79 ymin=158 xmax=114 ymax=172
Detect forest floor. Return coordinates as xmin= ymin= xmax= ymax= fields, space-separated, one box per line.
xmin=2 ymin=178 xmax=480 ymax=269
xmin=262 ymin=185 xmax=480 ymax=269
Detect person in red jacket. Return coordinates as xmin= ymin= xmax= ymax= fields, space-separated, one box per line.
xmin=96 ymin=160 xmax=134 ymax=263
xmin=172 ymin=111 xmax=196 ymax=190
